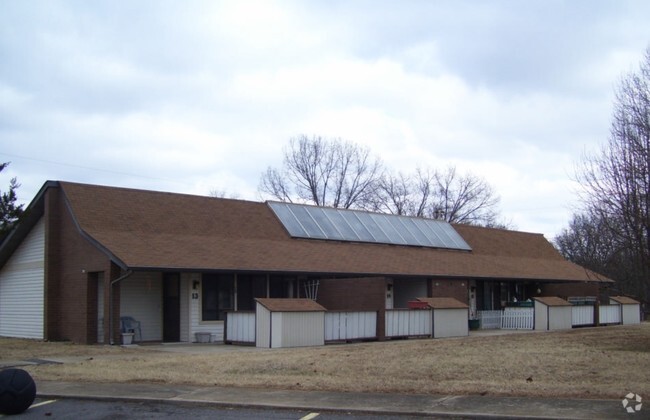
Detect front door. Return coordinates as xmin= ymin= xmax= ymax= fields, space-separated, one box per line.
xmin=163 ymin=273 xmax=180 ymax=342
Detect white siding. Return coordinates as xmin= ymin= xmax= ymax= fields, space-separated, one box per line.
xmin=276 ymin=312 xmax=324 ymax=348
xmin=599 ymin=305 xmax=622 ymax=324
xmin=534 ymin=302 xmax=547 ymax=331
xmin=385 ymin=309 xmax=432 ymax=337
xmin=188 ymin=273 xmax=224 ymax=343
xmin=227 ymin=312 xmax=256 ymax=343
xmin=120 ymin=272 xmax=162 ymax=341
xmin=325 ymin=311 xmax=377 ymax=341
xmin=433 ymin=308 xmax=468 ymax=338
xmin=571 ymin=306 xmax=594 ymax=327
xmin=256 ymin=304 xmax=271 ymax=348
xmin=0 ymin=218 xmax=45 ymax=339
xmin=548 ymin=306 xmax=572 ymax=330
xmin=621 ymin=304 xmax=641 ymax=325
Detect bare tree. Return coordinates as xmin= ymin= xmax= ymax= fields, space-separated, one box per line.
xmin=570 ymin=48 xmax=650 ymax=301
xmin=208 ymin=189 xmax=240 ymax=199
xmin=259 ymin=135 xmax=383 ymax=209
xmin=555 ymin=212 xmax=622 ymax=280
xmin=431 ymin=167 xmax=501 ymax=225
xmin=375 ymin=165 xmax=503 ymax=226
xmin=373 ymin=171 xmax=413 ymax=215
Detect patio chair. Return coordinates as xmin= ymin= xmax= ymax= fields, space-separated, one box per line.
xmin=120 ymin=316 xmax=142 ymax=342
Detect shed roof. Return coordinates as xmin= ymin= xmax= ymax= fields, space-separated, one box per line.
xmin=1 ymin=181 xmax=613 ymax=283
xmin=610 ymin=296 xmax=640 ymax=305
xmin=533 ymin=296 xmax=572 ymax=307
xmin=255 ymin=298 xmax=326 ymax=312
xmin=416 ymin=297 xmax=469 ymax=309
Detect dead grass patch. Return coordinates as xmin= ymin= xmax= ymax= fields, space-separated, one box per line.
xmin=5 ymin=324 xmax=650 ymax=399
xmin=0 ymin=338 xmax=144 ymax=360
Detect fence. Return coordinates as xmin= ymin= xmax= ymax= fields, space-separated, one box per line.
xmin=501 ymin=307 xmax=534 ymax=329
xmin=385 ymin=309 xmax=432 ymax=337
xmin=571 ymin=305 xmax=595 ymax=326
xmin=325 ymin=311 xmax=377 ymax=341
xmin=226 ymin=311 xmax=256 ymax=344
xmin=599 ymin=305 xmax=622 ymax=324
xmin=478 ymin=310 xmax=502 ymax=329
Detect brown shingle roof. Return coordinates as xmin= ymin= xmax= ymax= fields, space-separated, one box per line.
xmin=533 ymin=296 xmax=572 ymax=307
xmin=255 ymin=298 xmax=326 ymax=312
xmin=57 ymin=181 xmax=611 ymax=282
xmin=416 ymin=297 xmax=469 ymax=309
xmin=610 ymin=296 xmax=640 ymax=305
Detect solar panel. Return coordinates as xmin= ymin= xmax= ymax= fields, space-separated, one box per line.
xmin=267 ymin=202 xmax=472 ymax=251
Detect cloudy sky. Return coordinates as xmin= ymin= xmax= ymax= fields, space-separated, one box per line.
xmin=1 ymin=1 xmax=649 ymax=239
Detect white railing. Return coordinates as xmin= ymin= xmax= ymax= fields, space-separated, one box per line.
xmin=571 ymin=305 xmax=595 ymax=326
xmin=226 ymin=311 xmax=256 ymax=343
xmin=385 ymin=309 xmax=432 ymax=337
xmin=599 ymin=305 xmax=621 ymax=324
xmin=501 ymin=307 xmax=534 ymax=330
xmin=478 ymin=310 xmax=502 ymax=329
xmin=324 ymin=311 xmax=377 ymax=341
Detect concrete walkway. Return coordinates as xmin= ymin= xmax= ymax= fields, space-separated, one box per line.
xmin=35 ymin=380 xmax=630 ymax=419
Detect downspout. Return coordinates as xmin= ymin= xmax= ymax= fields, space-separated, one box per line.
xmin=108 ymin=270 xmax=133 ymax=345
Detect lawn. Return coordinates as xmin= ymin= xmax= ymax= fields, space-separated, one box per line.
xmin=3 ymin=323 xmax=649 ymax=399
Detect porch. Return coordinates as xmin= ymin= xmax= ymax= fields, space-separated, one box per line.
xmin=100 ymin=271 xmax=308 ymax=345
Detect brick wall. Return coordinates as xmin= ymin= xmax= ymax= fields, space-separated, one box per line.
xmin=540 ymin=282 xmax=602 ymax=301
xmin=430 ymin=279 xmax=469 ymax=304
xmin=45 ymin=186 xmax=114 ymax=344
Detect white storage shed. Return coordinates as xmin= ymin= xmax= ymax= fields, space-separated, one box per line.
xmin=255 ymin=298 xmax=326 ymax=348
xmin=534 ymin=297 xmax=572 ymax=331
xmin=417 ymin=297 xmax=468 ymax=338
xmin=609 ymin=296 xmax=641 ymax=325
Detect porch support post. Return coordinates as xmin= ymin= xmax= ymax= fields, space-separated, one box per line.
xmin=234 ymin=273 xmax=238 ymax=311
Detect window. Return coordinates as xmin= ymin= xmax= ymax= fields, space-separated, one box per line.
xmin=201 ymin=274 xmax=234 ymax=321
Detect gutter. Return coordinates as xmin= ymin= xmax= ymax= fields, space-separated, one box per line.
xmin=108 ymin=270 xmax=133 ymax=345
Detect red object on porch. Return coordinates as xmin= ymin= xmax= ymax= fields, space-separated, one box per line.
xmin=407 ymin=301 xmax=430 ymax=309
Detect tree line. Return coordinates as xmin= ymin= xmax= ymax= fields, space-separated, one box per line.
xmin=555 ymin=48 xmax=650 ymax=303
xmin=258 ymin=135 xmax=504 ymax=227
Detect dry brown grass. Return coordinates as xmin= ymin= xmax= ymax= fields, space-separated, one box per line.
xmin=4 ymin=324 xmax=650 ymax=399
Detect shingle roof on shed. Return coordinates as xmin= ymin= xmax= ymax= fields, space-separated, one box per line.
xmin=48 ymin=181 xmax=612 ymax=283
xmin=533 ymin=296 xmax=572 ymax=307
xmin=255 ymin=298 xmax=326 ymax=312
xmin=416 ymin=297 xmax=469 ymax=309
xmin=610 ymin=296 xmax=640 ymax=305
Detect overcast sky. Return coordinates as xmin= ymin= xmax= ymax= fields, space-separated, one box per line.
xmin=1 ymin=1 xmax=649 ymax=239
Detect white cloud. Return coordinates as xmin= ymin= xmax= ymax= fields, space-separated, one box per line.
xmin=2 ymin=0 xmax=650 ymax=240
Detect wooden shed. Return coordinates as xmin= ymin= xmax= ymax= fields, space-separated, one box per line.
xmin=609 ymin=296 xmax=641 ymax=325
xmin=534 ymin=297 xmax=572 ymax=331
xmin=417 ymin=297 xmax=469 ymax=338
xmin=255 ymin=298 xmax=326 ymax=348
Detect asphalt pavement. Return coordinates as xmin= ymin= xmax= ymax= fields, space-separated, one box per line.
xmin=35 ymin=379 xmax=631 ymax=419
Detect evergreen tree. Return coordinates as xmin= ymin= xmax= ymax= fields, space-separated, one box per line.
xmin=0 ymin=162 xmax=24 ymax=236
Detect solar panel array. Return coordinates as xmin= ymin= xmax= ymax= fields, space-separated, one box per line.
xmin=268 ymin=202 xmax=471 ymax=251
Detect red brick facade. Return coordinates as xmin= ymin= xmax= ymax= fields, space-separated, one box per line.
xmin=44 ymin=186 xmax=117 ymax=344
xmin=539 ymin=282 xmax=602 ymax=300
xmin=430 ymin=279 xmax=469 ymax=305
